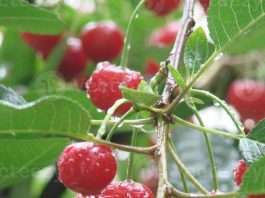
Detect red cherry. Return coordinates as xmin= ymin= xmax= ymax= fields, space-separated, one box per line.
xmin=149 ymin=21 xmax=179 ymax=47
xmin=233 ymin=160 xmax=249 ymax=186
xmin=81 ymin=21 xmax=124 ymax=62
xmin=21 ymin=32 xmax=62 ymax=59
xmin=57 ymin=37 xmax=88 ymax=81
xmin=145 ymin=59 xmax=160 ymax=76
xmin=57 ymin=142 xmax=117 ymax=196
xmin=199 ymin=0 xmax=210 ymax=11
xmin=145 ymin=0 xmax=181 ymax=16
xmin=100 ymin=180 xmax=154 ymax=198
xmin=227 ymin=80 xmax=265 ymax=132
xmin=86 ymin=62 xmax=143 ymax=116
xmin=233 ymin=160 xmax=265 ymax=197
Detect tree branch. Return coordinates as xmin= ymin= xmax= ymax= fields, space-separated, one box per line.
xmin=160 ymin=0 xmax=196 ymax=106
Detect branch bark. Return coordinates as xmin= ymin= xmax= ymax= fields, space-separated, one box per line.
xmin=160 ymin=0 xmax=196 ymax=106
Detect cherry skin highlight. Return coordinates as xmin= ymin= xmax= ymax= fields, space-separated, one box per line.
xmin=100 ymin=180 xmax=154 ymax=198
xmin=57 ymin=37 xmax=88 ymax=81
xmin=21 ymin=32 xmax=62 ymax=59
xmin=57 ymin=142 xmax=117 ymax=196
xmin=145 ymin=0 xmax=181 ymax=16
xmin=81 ymin=21 xmax=124 ymax=62
xmin=86 ymin=62 xmax=143 ymax=117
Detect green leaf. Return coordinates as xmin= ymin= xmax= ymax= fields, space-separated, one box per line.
xmin=0 ymin=30 xmax=36 ymax=86
xmin=121 ymin=81 xmax=160 ymax=107
xmin=239 ymin=119 xmax=265 ymax=163
xmin=239 ymin=138 xmax=265 ymax=164
xmin=24 ymin=89 xmax=105 ymax=120
xmin=0 ymin=96 xmax=91 ymax=137
xmin=0 ymin=138 xmax=69 ymax=189
xmin=167 ymin=64 xmax=186 ymax=89
xmin=184 ymin=28 xmax=214 ymax=74
xmin=208 ymin=0 xmax=265 ymax=53
xmin=239 ymin=156 xmax=265 ymax=195
xmin=0 ymin=0 xmax=63 ymax=34
xmin=0 ymin=84 xmax=26 ymax=105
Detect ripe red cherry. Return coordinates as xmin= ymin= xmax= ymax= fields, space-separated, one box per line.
xmin=100 ymin=180 xmax=154 ymax=198
xmin=57 ymin=37 xmax=88 ymax=81
xmin=227 ymin=80 xmax=265 ymax=132
xmin=149 ymin=21 xmax=179 ymax=47
xmin=57 ymin=142 xmax=117 ymax=196
xmin=199 ymin=0 xmax=210 ymax=11
xmin=86 ymin=62 xmax=143 ymax=116
xmin=21 ymin=32 xmax=62 ymax=59
xmin=145 ymin=59 xmax=160 ymax=76
xmin=145 ymin=0 xmax=181 ymax=16
xmin=233 ymin=160 xmax=265 ymax=198
xmin=81 ymin=21 xmax=124 ymax=62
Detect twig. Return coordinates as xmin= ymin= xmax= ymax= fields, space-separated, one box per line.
xmin=160 ymin=0 xmax=196 ymax=105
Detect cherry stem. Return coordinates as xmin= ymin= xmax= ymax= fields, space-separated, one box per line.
xmin=187 ymin=103 xmax=219 ymax=191
xmin=173 ymin=115 xmax=245 ymax=139
xmin=97 ymin=99 xmax=129 ymax=138
xmin=165 ymin=50 xmax=221 ymax=114
xmin=126 ymin=113 xmax=140 ymax=179
xmin=120 ymin=0 xmax=146 ymax=68
xmin=168 ymin=143 xmax=208 ymax=194
xmin=168 ymin=137 xmax=190 ymax=193
xmin=190 ymin=89 xmax=245 ymax=135
xmin=91 ymin=117 xmax=152 ymax=126
xmin=156 ymin=119 xmax=169 ymax=198
xmin=106 ymin=108 xmax=135 ymax=141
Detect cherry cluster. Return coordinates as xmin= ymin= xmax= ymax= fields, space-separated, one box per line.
xmin=21 ymin=21 xmax=124 ymax=81
xmin=57 ymin=142 xmax=154 ymax=198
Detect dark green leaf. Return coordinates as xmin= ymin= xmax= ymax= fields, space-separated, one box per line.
xmin=0 ymin=138 xmax=69 ymax=189
xmin=247 ymin=119 xmax=265 ymax=143
xmin=0 ymin=0 xmax=63 ymax=34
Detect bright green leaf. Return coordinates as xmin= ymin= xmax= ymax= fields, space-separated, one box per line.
xmin=121 ymin=81 xmax=160 ymax=107
xmin=208 ymin=0 xmax=265 ymax=53
xmin=0 ymin=138 xmax=69 ymax=189
xmin=168 ymin=64 xmax=186 ymax=89
xmin=0 ymin=96 xmax=91 ymax=137
xmin=239 ymin=156 xmax=265 ymax=195
xmin=0 ymin=0 xmax=63 ymax=34
xmin=184 ymin=28 xmax=214 ymax=75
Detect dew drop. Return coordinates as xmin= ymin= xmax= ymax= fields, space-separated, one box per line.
xmin=135 ymin=14 xmax=139 ymax=19
xmin=96 ymin=108 xmax=103 ymax=113
xmin=215 ymin=53 xmax=223 ymax=61
xmin=10 ymin=132 xmax=16 ymax=136
xmin=214 ymin=102 xmax=220 ymax=107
